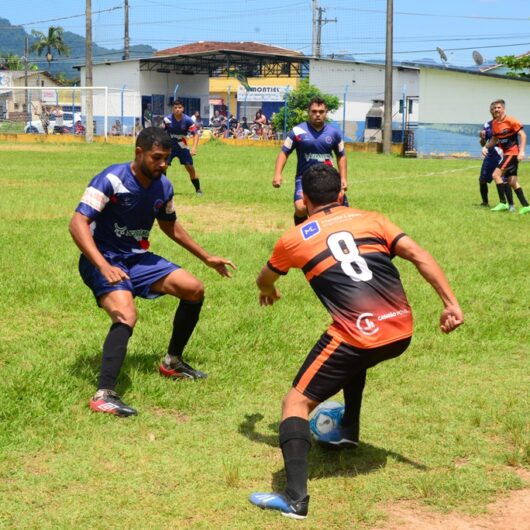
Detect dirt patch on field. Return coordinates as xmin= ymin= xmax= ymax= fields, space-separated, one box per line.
xmin=373 ymin=470 xmax=530 ymax=530
xmin=177 ymin=203 xmax=289 ymax=233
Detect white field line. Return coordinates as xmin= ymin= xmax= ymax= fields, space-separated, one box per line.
xmin=354 ymin=165 xmax=481 ymax=184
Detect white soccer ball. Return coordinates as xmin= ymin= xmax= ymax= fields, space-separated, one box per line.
xmin=309 ymin=401 xmax=344 ymax=441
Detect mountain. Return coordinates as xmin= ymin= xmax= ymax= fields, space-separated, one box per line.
xmin=0 ymin=17 xmax=156 ymax=79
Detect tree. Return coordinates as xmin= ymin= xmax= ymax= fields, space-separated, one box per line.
xmin=495 ymin=54 xmax=530 ymax=79
xmin=271 ymin=79 xmax=340 ymax=135
xmin=0 ymin=52 xmax=38 ymax=71
xmin=30 ymin=26 xmax=70 ymax=69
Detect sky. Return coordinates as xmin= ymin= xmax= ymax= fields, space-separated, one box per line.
xmin=1 ymin=0 xmax=529 ymax=67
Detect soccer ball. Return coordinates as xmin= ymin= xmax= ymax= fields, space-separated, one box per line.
xmin=309 ymin=401 xmax=344 ymax=442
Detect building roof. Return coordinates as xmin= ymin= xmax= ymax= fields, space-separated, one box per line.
xmin=155 ymin=41 xmax=303 ymax=58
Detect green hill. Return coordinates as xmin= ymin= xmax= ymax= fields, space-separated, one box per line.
xmin=0 ymin=17 xmax=156 ymax=80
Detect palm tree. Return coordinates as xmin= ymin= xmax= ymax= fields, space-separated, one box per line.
xmin=30 ymin=26 xmax=70 ymax=69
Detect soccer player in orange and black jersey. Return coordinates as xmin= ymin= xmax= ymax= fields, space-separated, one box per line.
xmin=483 ymin=99 xmax=530 ymax=214
xmin=249 ymin=164 xmax=464 ymax=519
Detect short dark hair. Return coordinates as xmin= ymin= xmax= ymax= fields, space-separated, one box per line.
xmin=308 ymin=96 xmax=327 ymax=110
xmin=136 ymin=127 xmax=171 ymax=151
xmin=301 ymin=163 xmax=341 ymax=205
xmin=172 ymin=99 xmax=184 ymax=107
xmin=491 ymin=99 xmax=505 ymax=107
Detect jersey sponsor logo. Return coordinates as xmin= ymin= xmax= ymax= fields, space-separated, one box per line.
xmin=356 ymin=313 xmax=380 ymax=336
xmin=301 ymin=221 xmax=320 ymax=240
xmin=377 ymin=308 xmax=411 ymax=321
xmin=325 ymin=135 xmax=333 ymax=144
xmin=304 ymin=153 xmax=333 ymax=163
xmin=113 ymin=223 xmax=150 ymax=240
xmin=153 ymin=199 xmax=164 ymax=212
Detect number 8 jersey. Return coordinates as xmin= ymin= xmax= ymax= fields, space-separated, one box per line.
xmin=267 ymin=204 xmax=413 ymax=348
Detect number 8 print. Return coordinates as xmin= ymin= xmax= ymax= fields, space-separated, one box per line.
xmin=327 ymin=231 xmax=373 ymax=282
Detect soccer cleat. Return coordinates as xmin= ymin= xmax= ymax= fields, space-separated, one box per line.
xmin=314 ymin=426 xmax=359 ymax=447
xmin=159 ymin=359 xmax=207 ymax=380
xmin=508 ymin=205 xmax=516 ymax=213
xmin=195 ymin=190 xmax=204 ymax=197
xmin=491 ymin=202 xmax=509 ymax=212
xmin=249 ymin=492 xmax=309 ymax=519
xmin=89 ymin=390 xmax=137 ymax=417
xmin=519 ymin=205 xmax=530 ymax=215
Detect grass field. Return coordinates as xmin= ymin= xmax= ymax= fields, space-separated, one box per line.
xmin=0 ymin=140 xmax=528 ymax=529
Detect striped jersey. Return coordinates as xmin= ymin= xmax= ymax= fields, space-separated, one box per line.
xmin=267 ymin=204 xmax=413 ymax=348
xmin=492 ymin=115 xmax=523 ymax=155
xmin=75 ymin=162 xmax=176 ymax=256
xmin=281 ymin=122 xmax=345 ymax=177
xmin=163 ymin=113 xmax=197 ymax=150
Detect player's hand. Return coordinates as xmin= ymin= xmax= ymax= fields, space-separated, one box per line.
xmin=341 ymin=179 xmax=348 ymax=192
xmin=99 ymin=264 xmax=130 ymax=285
xmin=259 ymin=287 xmax=281 ymax=306
xmin=204 ymin=256 xmax=237 ymax=277
xmin=272 ymin=175 xmax=283 ymax=188
xmin=439 ymin=304 xmax=464 ymax=334
xmin=191 ymin=150 xmax=197 ymax=156
xmin=517 ymin=151 xmax=525 ymax=161
xmin=479 ymin=131 xmax=486 ymax=140
xmin=481 ymin=146 xmax=488 ymax=157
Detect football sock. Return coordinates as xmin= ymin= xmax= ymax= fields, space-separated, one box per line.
xmin=98 ymin=323 xmax=133 ymax=390
xmin=167 ymin=299 xmax=204 ymax=359
xmin=191 ymin=178 xmax=201 ymax=192
xmin=495 ymin=183 xmax=506 ymax=203
xmin=279 ymin=417 xmax=312 ymax=501
xmin=479 ymin=182 xmax=488 ymax=204
xmin=504 ymin=183 xmax=514 ymax=206
xmin=514 ymin=187 xmax=529 ymax=207
xmin=294 ymin=214 xmax=308 ymax=226
xmin=342 ymin=369 xmax=366 ymax=439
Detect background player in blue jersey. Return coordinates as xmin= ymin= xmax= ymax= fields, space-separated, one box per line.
xmin=163 ymin=100 xmax=204 ymax=197
xmin=478 ymin=103 xmax=509 ymax=208
xmin=272 ymin=97 xmax=348 ymax=225
xmin=69 ymin=127 xmax=235 ymax=417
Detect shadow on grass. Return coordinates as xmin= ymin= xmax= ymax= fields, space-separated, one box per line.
xmin=239 ymin=412 xmax=428 ymax=491
xmin=69 ymin=346 xmax=163 ymax=395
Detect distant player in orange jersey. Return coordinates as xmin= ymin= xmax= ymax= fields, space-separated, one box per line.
xmin=483 ymin=99 xmax=529 ymax=214
xmin=249 ymin=163 xmax=464 ymax=519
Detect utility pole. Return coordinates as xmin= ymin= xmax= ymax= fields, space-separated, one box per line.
xmin=312 ymin=1 xmax=336 ymax=58
xmin=24 ymin=36 xmax=29 ymax=119
xmin=383 ymin=0 xmax=393 ymax=154
xmin=86 ymin=0 xmax=94 ymax=142
xmin=123 ymin=0 xmax=130 ymax=60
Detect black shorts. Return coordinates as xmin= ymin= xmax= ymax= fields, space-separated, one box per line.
xmin=292 ymin=333 xmax=411 ymax=402
xmin=497 ymin=154 xmax=518 ymax=178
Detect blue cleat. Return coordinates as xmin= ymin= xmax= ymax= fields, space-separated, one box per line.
xmin=249 ymin=492 xmax=309 ymax=519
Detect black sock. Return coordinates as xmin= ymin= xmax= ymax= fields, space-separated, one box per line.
xmin=294 ymin=214 xmax=307 ymax=226
xmin=279 ymin=416 xmax=312 ymax=501
xmin=167 ymin=299 xmax=203 ymax=359
xmin=98 ymin=323 xmax=133 ymax=390
xmin=515 ymin=187 xmax=529 ymax=207
xmin=495 ymin=183 xmax=506 ymax=203
xmin=341 ymin=369 xmax=366 ymax=441
xmin=191 ymin=178 xmax=201 ymax=191
xmin=505 ymin=183 xmax=514 ymax=206
xmin=479 ymin=182 xmax=488 ymax=204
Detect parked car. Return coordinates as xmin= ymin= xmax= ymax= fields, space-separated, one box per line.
xmin=25 ymin=112 xmax=82 ymax=134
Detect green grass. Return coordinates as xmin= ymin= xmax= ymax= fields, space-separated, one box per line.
xmin=0 ymin=141 xmax=528 ymax=529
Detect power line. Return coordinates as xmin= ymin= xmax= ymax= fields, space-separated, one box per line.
xmin=12 ymin=6 xmax=123 ymax=27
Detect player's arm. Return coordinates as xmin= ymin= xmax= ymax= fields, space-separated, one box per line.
xmin=189 ymin=126 xmax=200 ymax=155
xmin=337 ymin=153 xmax=348 ymax=191
xmin=157 ymin=218 xmax=236 ymax=277
xmin=517 ymin=128 xmax=526 ymax=160
xmin=256 ymin=265 xmax=281 ymax=306
xmin=394 ymin=235 xmax=463 ymax=333
xmin=482 ymin=135 xmax=497 ymax=156
xmin=68 ymin=212 xmax=129 ymax=284
xmin=273 ymin=150 xmax=289 ymax=188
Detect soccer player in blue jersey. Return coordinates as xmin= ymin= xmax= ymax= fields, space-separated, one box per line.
xmin=162 ymin=100 xmax=204 ymax=197
xmin=69 ymin=127 xmax=235 ymax=417
xmin=272 ymin=97 xmax=348 ymax=225
xmin=478 ymin=103 xmax=510 ymax=209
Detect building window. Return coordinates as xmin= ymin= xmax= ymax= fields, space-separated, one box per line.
xmin=399 ymin=99 xmax=413 ymax=114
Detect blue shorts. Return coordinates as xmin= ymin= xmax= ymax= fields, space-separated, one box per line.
xmin=480 ymin=147 xmax=502 ymax=183
xmin=294 ymin=176 xmax=349 ymax=207
xmin=168 ymin=147 xmax=193 ymax=166
xmin=79 ymin=251 xmax=180 ymax=303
